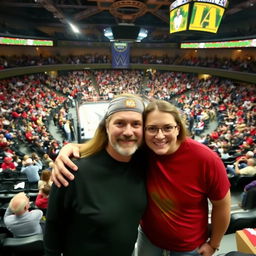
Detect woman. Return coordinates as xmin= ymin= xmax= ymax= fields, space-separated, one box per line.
xmin=136 ymin=100 xmax=230 ymax=255
xmin=52 ymin=99 xmax=230 ymax=256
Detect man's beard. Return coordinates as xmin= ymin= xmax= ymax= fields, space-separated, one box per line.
xmin=110 ymin=136 xmax=140 ymax=156
xmin=113 ymin=143 xmax=139 ymax=156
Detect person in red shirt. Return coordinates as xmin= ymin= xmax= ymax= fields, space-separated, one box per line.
xmin=1 ymin=157 xmax=16 ymax=171
xmin=35 ymin=184 xmax=50 ymax=212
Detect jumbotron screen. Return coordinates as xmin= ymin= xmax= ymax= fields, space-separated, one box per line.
xmin=169 ymin=0 xmax=228 ymax=34
xmin=189 ymin=2 xmax=225 ymax=33
xmin=170 ymin=4 xmax=189 ymax=34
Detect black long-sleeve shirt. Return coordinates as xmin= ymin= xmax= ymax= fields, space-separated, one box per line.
xmin=44 ymin=149 xmax=147 ymax=256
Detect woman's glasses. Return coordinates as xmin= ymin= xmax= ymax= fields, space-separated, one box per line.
xmin=145 ymin=125 xmax=177 ymax=135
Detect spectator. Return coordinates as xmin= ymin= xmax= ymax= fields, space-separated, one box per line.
xmin=63 ymin=120 xmax=72 ymax=142
xmin=1 ymin=156 xmax=16 ymax=171
xmin=12 ymin=155 xmax=22 ymax=169
xmin=4 ymin=192 xmax=43 ymax=237
xmin=235 ymin=158 xmax=256 ymax=176
xmin=226 ymin=151 xmax=255 ymax=175
xmin=48 ymin=140 xmax=60 ymax=161
xmin=35 ymin=184 xmax=51 ymax=213
xmin=240 ymin=180 xmax=256 ymax=209
xmin=0 ymin=133 xmax=10 ymax=149
xmin=38 ymin=170 xmax=52 ymax=190
xmin=236 ymin=151 xmax=254 ymax=165
xmin=21 ymin=158 xmax=40 ymax=184
xmin=43 ymin=153 xmax=53 ymax=166
xmin=194 ymin=119 xmax=205 ymax=135
xmin=31 ymin=152 xmax=43 ymax=170
xmin=22 ymin=154 xmax=30 ymax=165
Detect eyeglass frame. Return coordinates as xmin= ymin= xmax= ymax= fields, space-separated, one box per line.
xmin=144 ymin=124 xmax=178 ymax=135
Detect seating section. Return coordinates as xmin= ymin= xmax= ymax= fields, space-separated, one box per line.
xmin=0 ymin=57 xmax=255 ymax=254
xmin=2 ymin=234 xmax=44 ymax=256
xmin=226 ymin=209 xmax=256 ymax=234
xmin=229 ymin=175 xmax=256 ymax=192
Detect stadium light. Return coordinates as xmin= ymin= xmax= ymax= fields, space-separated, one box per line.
xmin=136 ymin=28 xmax=148 ymax=42
xmin=69 ymin=23 xmax=80 ymax=34
xmin=104 ymin=27 xmax=114 ymax=41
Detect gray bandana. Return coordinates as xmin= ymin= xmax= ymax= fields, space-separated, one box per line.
xmin=106 ymin=96 xmax=144 ymax=117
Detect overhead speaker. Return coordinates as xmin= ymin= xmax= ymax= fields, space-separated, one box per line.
xmin=111 ymin=25 xmax=140 ymax=40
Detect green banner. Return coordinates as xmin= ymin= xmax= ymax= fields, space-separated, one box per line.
xmin=181 ymin=39 xmax=256 ymax=48
xmin=0 ymin=37 xmax=53 ymax=46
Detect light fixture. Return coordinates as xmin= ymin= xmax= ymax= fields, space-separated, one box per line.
xmin=136 ymin=28 xmax=148 ymax=42
xmin=69 ymin=23 xmax=80 ymax=34
xmin=104 ymin=27 xmax=114 ymax=41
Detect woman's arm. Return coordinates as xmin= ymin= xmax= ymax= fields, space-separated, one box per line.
xmin=198 ymin=190 xmax=231 ymax=256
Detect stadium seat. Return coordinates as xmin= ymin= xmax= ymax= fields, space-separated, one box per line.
xmin=226 ymin=209 xmax=256 ymax=234
xmin=2 ymin=234 xmax=44 ymax=256
xmin=241 ymin=188 xmax=256 ymax=210
xmin=229 ymin=175 xmax=256 ymax=191
xmin=221 ymin=252 xmax=256 ymax=256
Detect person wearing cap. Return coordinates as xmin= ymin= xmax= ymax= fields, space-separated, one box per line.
xmin=1 ymin=156 xmax=16 ymax=171
xmin=44 ymin=94 xmax=147 ymax=256
xmin=4 ymin=192 xmax=43 ymax=237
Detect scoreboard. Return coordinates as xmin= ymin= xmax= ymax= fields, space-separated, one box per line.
xmin=189 ymin=2 xmax=225 ymax=33
xmin=170 ymin=0 xmax=229 ymax=34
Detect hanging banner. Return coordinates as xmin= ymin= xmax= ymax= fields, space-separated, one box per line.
xmin=111 ymin=42 xmax=130 ymax=69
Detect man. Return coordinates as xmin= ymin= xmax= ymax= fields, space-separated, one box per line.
xmin=21 ymin=157 xmax=40 ymax=183
xmin=4 ymin=192 xmax=43 ymax=237
xmin=44 ymin=94 xmax=147 ymax=256
xmin=226 ymin=151 xmax=254 ymax=175
xmin=235 ymin=158 xmax=256 ymax=176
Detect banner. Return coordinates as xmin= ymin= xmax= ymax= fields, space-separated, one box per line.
xmin=111 ymin=42 xmax=130 ymax=69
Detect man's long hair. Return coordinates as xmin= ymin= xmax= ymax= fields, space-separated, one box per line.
xmin=79 ymin=93 xmax=143 ymax=158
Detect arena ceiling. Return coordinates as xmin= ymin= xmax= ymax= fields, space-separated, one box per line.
xmin=0 ymin=0 xmax=256 ymax=43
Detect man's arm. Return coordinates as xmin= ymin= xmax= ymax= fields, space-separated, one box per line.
xmin=34 ymin=160 xmax=43 ymax=170
xmin=20 ymin=165 xmax=26 ymax=173
xmin=4 ymin=207 xmax=13 ymax=219
xmin=198 ymin=190 xmax=231 ymax=256
xmin=235 ymin=159 xmax=246 ymax=174
xmin=52 ymin=143 xmax=81 ymax=187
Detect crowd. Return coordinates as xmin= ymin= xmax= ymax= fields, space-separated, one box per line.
xmin=0 ymin=67 xmax=255 ymax=255
xmin=0 ymin=74 xmax=67 ymax=158
xmin=0 ymin=70 xmax=255 ymax=164
xmin=179 ymin=55 xmax=256 ymax=73
xmin=1 ymin=53 xmax=256 ymax=73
